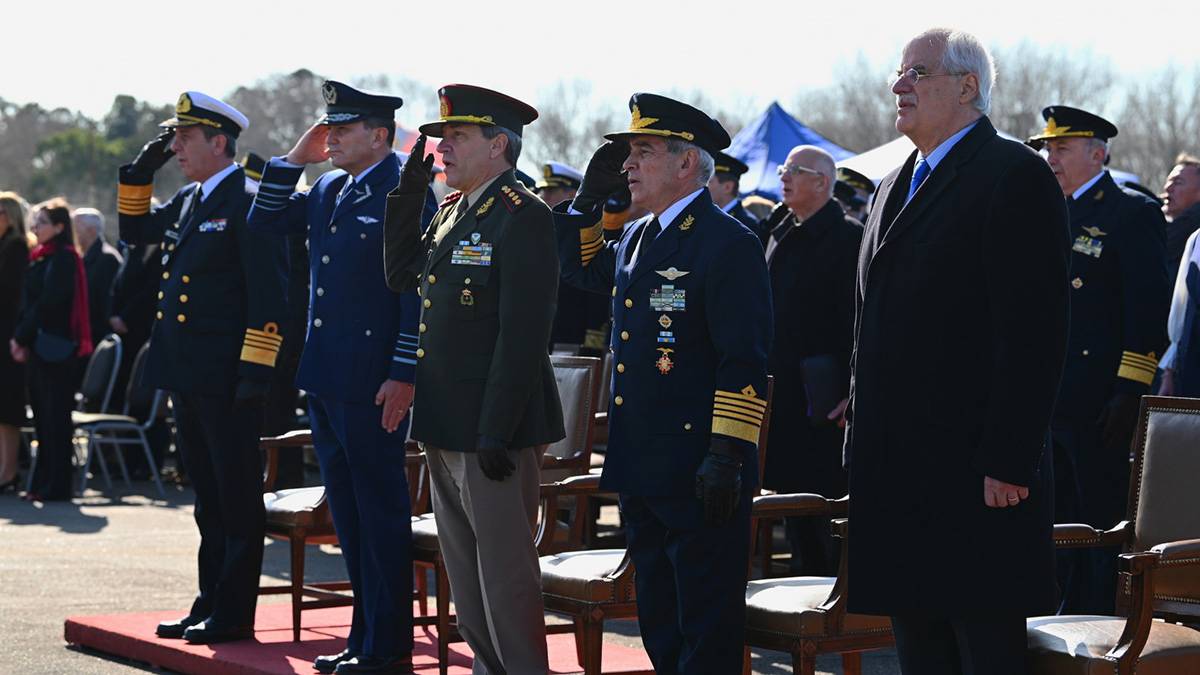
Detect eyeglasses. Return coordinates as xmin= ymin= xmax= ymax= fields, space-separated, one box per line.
xmin=888 ymin=68 xmax=964 ymax=87
xmin=776 ymin=164 xmax=822 ymax=178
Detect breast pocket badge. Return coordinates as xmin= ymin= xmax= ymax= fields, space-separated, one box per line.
xmin=1072 ymin=234 xmax=1103 ymax=258
xmin=198 ymin=218 xmax=227 ymax=233
xmin=650 ymin=284 xmax=686 ymax=312
xmin=452 ymin=237 xmax=493 ymax=266
xmin=460 ymin=289 xmax=474 ymax=306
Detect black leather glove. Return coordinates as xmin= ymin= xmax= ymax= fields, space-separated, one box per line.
xmin=571 ymin=140 xmax=630 ymax=213
xmin=1098 ymin=392 xmax=1140 ymax=451
xmin=476 ymin=436 xmax=516 ymax=482
xmin=234 ymin=378 xmax=270 ymax=409
xmin=695 ymin=437 xmax=744 ymax=527
xmin=398 ymin=134 xmax=435 ymax=195
xmin=129 ymin=129 xmax=176 ymax=175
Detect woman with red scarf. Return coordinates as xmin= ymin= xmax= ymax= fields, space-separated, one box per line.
xmin=9 ymin=198 xmax=92 ymax=501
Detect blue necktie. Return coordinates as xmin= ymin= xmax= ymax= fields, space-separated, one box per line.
xmin=905 ymin=158 xmax=930 ymax=204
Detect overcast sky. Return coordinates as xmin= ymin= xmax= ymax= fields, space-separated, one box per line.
xmin=11 ymin=0 xmax=1197 ymax=124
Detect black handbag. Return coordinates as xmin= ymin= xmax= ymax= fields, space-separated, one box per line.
xmin=34 ymin=330 xmax=76 ymax=362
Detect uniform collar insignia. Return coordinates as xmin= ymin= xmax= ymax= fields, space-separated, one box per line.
xmin=656 ymin=266 xmax=690 ymax=281
xmin=476 ymin=195 xmax=495 ymax=217
xmin=678 ymin=214 xmax=694 ymax=231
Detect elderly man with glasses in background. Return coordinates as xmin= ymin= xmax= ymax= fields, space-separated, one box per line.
xmin=843 ymin=28 xmax=1070 ymax=674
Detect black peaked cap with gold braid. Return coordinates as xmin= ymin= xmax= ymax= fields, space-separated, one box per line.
xmin=1027 ymin=105 xmax=1118 ymax=149
xmin=713 ymin=151 xmax=748 ymax=177
xmin=605 ymin=93 xmax=731 ymax=155
xmin=419 ymin=84 xmax=538 ymax=138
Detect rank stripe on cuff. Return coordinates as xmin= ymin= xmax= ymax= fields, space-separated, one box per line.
xmin=117 ymin=183 xmax=154 ymax=216
xmin=711 ymin=417 xmax=760 ymax=444
xmin=1118 ymin=351 xmax=1157 ymax=385
xmin=714 ymin=388 xmax=767 ymax=411
xmin=241 ymin=344 xmax=279 ymax=367
xmin=602 ymin=209 xmax=630 ymax=231
xmin=246 ymin=327 xmax=283 ymax=346
xmin=713 ymin=402 xmax=764 ymax=423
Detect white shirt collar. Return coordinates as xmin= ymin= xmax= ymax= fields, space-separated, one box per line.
xmin=919 ymin=118 xmax=981 ymax=171
xmin=348 ymin=155 xmax=388 ymax=185
xmin=199 ymin=162 xmax=240 ymax=201
xmin=654 ymin=188 xmax=705 ymax=231
xmin=719 ymin=197 xmax=738 ymax=214
xmin=1071 ymin=171 xmax=1107 ymax=201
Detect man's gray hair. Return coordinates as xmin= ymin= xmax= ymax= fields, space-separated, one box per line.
xmin=1089 ymin=137 xmax=1110 ymax=163
xmin=481 ymin=125 xmax=522 ymax=168
xmin=922 ymin=27 xmax=996 ymax=115
xmin=665 ymin=138 xmax=715 ymax=188
xmin=73 ymin=207 xmax=105 ymax=233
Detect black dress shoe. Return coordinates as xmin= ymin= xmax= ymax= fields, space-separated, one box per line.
xmin=182 ymin=619 xmax=254 ymax=644
xmin=156 ymin=615 xmax=203 ymax=639
xmin=334 ymin=655 xmax=414 ymax=674
xmin=314 ymin=649 xmax=358 ymax=674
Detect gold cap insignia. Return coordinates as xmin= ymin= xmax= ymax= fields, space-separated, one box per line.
xmin=630 ymin=105 xmax=659 ymax=131
xmin=176 ymin=93 xmax=192 ymax=114
xmin=322 ymin=82 xmax=337 ymax=105
xmin=439 ymin=94 xmax=451 ymax=118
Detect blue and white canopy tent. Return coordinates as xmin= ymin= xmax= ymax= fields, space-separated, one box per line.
xmin=726 ymin=102 xmax=854 ymax=200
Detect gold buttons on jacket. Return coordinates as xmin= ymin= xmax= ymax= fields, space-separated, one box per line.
xmin=156 ymin=311 xmax=163 ymax=320
xmin=157 ymin=291 xmax=163 ymax=300
xmin=365 ymin=330 xmax=372 ymax=336
xmin=1072 ymin=277 xmax=1084 ymax=289
xmin=419 ymin=323 xmax=427 ymax=333
xmin=416 ymin=348 xmax=426 ymax=358
xmin=316 ymin=287 xmax=324 ymax=296
xmin=614 ymin=396 xmax=624 ymax=406
xmin=313 ymin=318 xmax=323 ymax=328
xmin=620 ymin=331 xmax=629 ymax=341
xmin=162 ymin=271 xmax=170 ymax=280
xmin=176 ymin=314 xmax=186 ymax=323
xmin=423 ymin=299 xmax=432 ymax=309
xmin=321 ymin=255 xmax=330 ymax=264
xmin=330 ymin=225 xmax=338 ymax=233
xmin=179 ymin=295 xmax=188 ymax=303
xmin=167 ymin=244 xmax=175 ymax=251
xmin=182 ymin=275 xmax=191 ymax=284
xmin=427 ymin=274 xmax=437 ymax=284
xmin=616 ymin=363 xmax=625 ymax=373
xmin=624 ymin=299 xmax=633 ymax=308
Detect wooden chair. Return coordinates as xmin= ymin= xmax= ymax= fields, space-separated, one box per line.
xmin=538 ymin=377 xmax=774 ymax=675
xmin=741 ymin=497 xmax=892 ymax=675
xmin=411 ymin=354 xmax=603 ymax=674
xmin=258 ymin=430 xmax=429 ymax=642
xmin=1025 ymin=396 xmax=1200 ymax=673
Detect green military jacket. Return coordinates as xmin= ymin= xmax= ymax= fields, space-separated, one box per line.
xmin=385 ymin=169 xmax=565 ymax=453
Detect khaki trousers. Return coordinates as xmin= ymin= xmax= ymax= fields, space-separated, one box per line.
xmin=422 ymin=444 xmax=549 ymax=675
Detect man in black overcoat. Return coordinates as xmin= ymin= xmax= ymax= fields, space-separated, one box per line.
xmin=844 ymin=28 xmax=1070 ymax=674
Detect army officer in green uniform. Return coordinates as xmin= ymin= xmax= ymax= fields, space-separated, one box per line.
xmin=383 ymin=84 xmax=564 ymax=675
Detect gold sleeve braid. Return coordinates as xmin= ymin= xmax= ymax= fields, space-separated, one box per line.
xmin=240 ymin=323 xmax=282 ymax=368
xmin=580 ymin=221 xmax=604 ymax=266
xmin=117 ymin=183 xmax=154 ymax=216
xmin=1117 ymin=351 xmax=1157 ymax=386
xmin=711 ymin=386 xmax=766 ymax=444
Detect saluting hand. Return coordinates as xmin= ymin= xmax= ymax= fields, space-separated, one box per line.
xmin=984 ymin=476 xmax=1029 ymax=508
xmin=397 ymin=135 xmax=435 ymax=195
xmin=130 ymin=129 xmax=176 ymax=175
xmin=572 ymin=140 xmax=630 ymax=213
xmin=375 ymin=379 xmax=414 ymax=433
xmin=286 ymin=123 xmax=331 ymax=166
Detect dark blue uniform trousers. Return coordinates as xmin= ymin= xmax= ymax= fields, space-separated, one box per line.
xmin=173 ymin=391 xmax=266 ymax=628
xmin=620 ymin=490 xmax=752 ymax=675
xmin=308 ymin=395 xmax=413 ymax=658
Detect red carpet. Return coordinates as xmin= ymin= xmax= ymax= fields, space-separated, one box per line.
xmin=64 ymin=603 xmax=653 ymax=674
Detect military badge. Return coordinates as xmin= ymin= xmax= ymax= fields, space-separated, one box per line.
xmin=475 ymin=196 xmax=495 ymax=217
xmin=471 ymin=232 xmax=481 ymax=244
xmin=1072 ymin=235 xmax=1104 ymax=258
xmin=650 ymin=285 xmax=687 ymax=312
xmin=656 ymin=267 xmax=690 ymax=281
xmin=658 ymin=314 xmax=673 ymax=329
xmin=322 ymin=82 xmax=338 ymax=105
xmin=176 ymin=93 xmax=192 ymax=114
xmin=460 ymin=289 xmax=474 ymax=306
xmin=452 ymin=240 xmax=493 ymax=266
xmin=198 ymin=218 xmax=228 ymax=232
xmin=1082 ymin=226 xmax=1106 ymax=237
xmin=657 ymin=331 xmax=675 ymax=344
xmin=655 ymin=348 xmax=675 ymax=374
xmin=357 ymin=215 xmax=379 ymax=224
xmin=1072 ymin=277 xmax=1084 ymax=289
xmin=678 ymin=215 xmax=694 ymax=231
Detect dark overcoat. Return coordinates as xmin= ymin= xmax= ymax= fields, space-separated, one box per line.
xmin=844 ymin=117 xmax=1071 ymax=617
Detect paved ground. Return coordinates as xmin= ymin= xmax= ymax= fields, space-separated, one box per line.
xmin=0 ymin=479 xmax=899 ymax=674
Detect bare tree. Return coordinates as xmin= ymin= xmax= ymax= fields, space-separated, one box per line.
xmin=523 ymin=80 xmax=621 ymax=170
xmin=989 ymin=41 xmax=1116 ymax=139
xmin=792 ymin=53 xmax=898 ymax=153
xmin=226 ymin=69 xmax=328 ymax=179
xmin=1116 ymin=64 xmax=1200 ymax=189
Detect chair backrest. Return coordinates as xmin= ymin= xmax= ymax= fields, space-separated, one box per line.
xmin=1129 ymin=396 xmax=1200 ymax=615
xmin=125 ymin=342 xmax=158 ymax=419
xmin=77 ymin=334 xmax=122 ymax=413
xmin=545 ymin=355 xmax=602 ymax=462
xmin=756 ymin=375 xmax=775 ymax=488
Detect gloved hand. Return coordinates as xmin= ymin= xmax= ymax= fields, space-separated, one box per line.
xmin=1098 ymin=392 xmax=1140 ymax=450
xmin=571 ymin=140 xmax=630 ymax=213
xmin=695 ymin=437 xmax=744 ymax=527
xmin=477 ymin=439 xmax=516 ymax=482
xmin=129 ymin=129 xmax=176 ymax=175
xmin=234 ymin=378 xmax=270 ymax=409
xmin=398 ymin=134 xmax=435 ymax=195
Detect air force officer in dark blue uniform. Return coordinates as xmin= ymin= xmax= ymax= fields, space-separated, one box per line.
xmin=248 ymin=81 xmax=434 ymax=675
xmin=556 ymin=94 xmax=773 ymax=674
